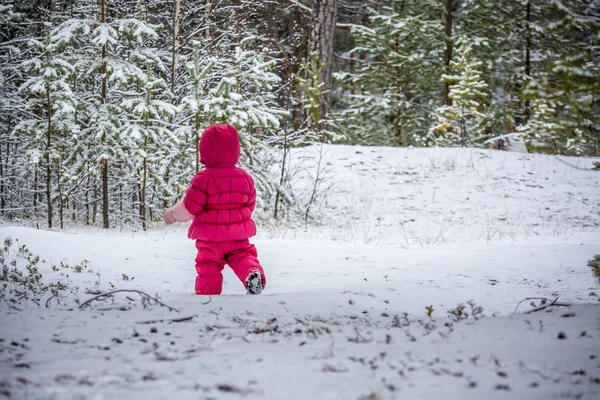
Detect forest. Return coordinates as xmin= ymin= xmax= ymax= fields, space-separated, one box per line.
xmin=0 ymin=0 xmax=598 ymax=230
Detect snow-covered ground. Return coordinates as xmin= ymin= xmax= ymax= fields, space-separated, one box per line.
xmin=279 ymin=145 xmax=600 ymax=245
xmin=1 ymin=146 xmax=600 ymax=399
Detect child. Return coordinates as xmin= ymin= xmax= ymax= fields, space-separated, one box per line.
xmin=163 ymin=124 xmax=266 ymax=295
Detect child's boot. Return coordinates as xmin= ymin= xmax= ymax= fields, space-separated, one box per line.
xmin=246 ymin=271 xmax=263 ymax=295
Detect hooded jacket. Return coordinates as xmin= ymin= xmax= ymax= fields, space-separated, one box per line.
xmin=166 ymin=124 xmax=257 ymax=241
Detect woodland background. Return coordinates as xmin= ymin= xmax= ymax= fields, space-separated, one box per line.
xmin=0 ymin=0 xmax=598 ymax=230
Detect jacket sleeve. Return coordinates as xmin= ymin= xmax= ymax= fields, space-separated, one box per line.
xmin=245 ymin=173 xmax=256 ymax=212
xmin=183 ymin=173 xmax=208 ymax=215
xmin=171 ymin=199 xmax=193 ymax=222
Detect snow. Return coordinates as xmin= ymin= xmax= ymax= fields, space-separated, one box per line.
xmin=282 ymin=145 xmax=600 ymax=245
xmin=1 ymin=146 xmax=600 ymax=399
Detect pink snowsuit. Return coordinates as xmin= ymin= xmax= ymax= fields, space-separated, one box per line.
xmin=163 ymin=124 xmax=266 ymax=295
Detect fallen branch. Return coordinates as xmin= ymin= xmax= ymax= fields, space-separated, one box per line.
xmin=79 ymin=289 xmax=179 ymax=312
xmin=554 ymin=155 xmax=595 ymax=171
xmin=513 ymin=297 xmax=549 ymax=313
xmin=513 ymin=297 xmax=572 ymax=314
xmin=136 ymin=315 xmax=198 ymax=325
xmin=483 ymin=132 xmax=521 ymax=145
xmin=525 ymin=298 xmax=572 ymax=314
xmin=45 ymin=293 xmax=58 ymax=308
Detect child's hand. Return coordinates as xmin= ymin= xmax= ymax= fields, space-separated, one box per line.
xmin=163 ymin=208 xmax=176 ymax=225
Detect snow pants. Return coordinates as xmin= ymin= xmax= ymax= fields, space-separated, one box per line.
xmin=195 ymin=239 xmax=266 ymax=295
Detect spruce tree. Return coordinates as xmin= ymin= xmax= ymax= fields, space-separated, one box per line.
xmin=516 ymin=99 xmax=561 ymax=153
xmin=430 ymin=37 xmax=489 ymax=147
xmin=14 ymin=24 xmax=77 ymax=228
xmin=119 ymin=14 xmax=177 ymax=230
xmin=335 ymin=1 xmax=443 ymax=146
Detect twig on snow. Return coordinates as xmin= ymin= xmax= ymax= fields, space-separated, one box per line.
xmin=513 ymin=297 xmax=549 ymax=313
xmin=45 ymin=293 xmax=58 ymax=308
xmin=79 ymin=289 xmax=179 ymax=312
xmin=554 ymin=155 xmax=595 ymax=171
xmin=136 ymin=315 xmax=197 ymax=325
xmin=525 ymin=298 xmax=572 ymax=314
xmin=513 ymin=297 xmax=572 ymax=314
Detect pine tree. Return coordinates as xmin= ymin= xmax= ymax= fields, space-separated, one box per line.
xmin=179 ymin=41 xmax=216 ymax=173
xmin=516 ymin=99 xmax=561 ymax=153
xmin=14 ymin=24 xmax=78 ymax=228
xmin=295 ymin=53 xmax=332 ymax=143
xmin=546 ymin=0 xmax=600 ymax=156
xmin=0 ymin=2 xmax=29 ymax=219
xmin=430 ymin=37 xmax=489 ymax=147
xmin=119 ymin=14 xmax=177 ymax=230
xmin=335 ymin=1 xmax=444 ymax=146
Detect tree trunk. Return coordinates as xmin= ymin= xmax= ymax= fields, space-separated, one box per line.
xmin=524 ymin=0 xmax=532 ymax=121
xmin=85 ymin=187 xmax=89 ymax=225
xmin=100 ymin=0 xmax=110 ymax=229
xmin=308 ymin=0 xmax=339 ymax=119
xmin=171 ymin=0 xmax=181 ymax=95
xmin=92 ymin=186 xmax=97 ymax=224
xmin=394 ymin=36 xmax=403 ymax=146
xmin=46 ymin=87 xmax=53 ymax=229
xmin=0 ymin=134 xmax=4 ymax=216
xmin=141 ymin=137 xmax=147 ymax=230
xmin=102 ymin=157 xmax=109 ymax=228
xmin=58 ymin=169 xmax=64 ymax=230
xmin=205 ymin=0 xmax=212 ymax=54
xmin=443 ymin=0 xmax=454 ymax=106
xmin=349 ymin=52 xmax=355 ymax=95
xmin=274 ymin=124 xmax=289 ymax=220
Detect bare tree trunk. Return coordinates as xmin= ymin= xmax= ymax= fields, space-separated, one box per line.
xmin=205 ymin=0 xmax=212 ymax=54
xmin=92 ymin=186 xmax=97 ymax=224
xmin=58 ymin=168 xmax=63 ymax=229
xmin=308 ymin=0 xmax=339 ymax=119
xmin=85 ymin=187 xmax=89 ymax=225
xmin=71 ymin=199 xmax=76 ymax=223
xmin=149 ymin=185 xmax=155 ymax=222
xmin=393 ymin=36 xmax=403 ymax=146
xmin=100 ymin=0 xmax=110 ymax=229
xmin=9 ymin=142 xmax=13 ymax=215
xmin=101 ymin=157 xmax=109 ymax=228
xmin=360 ymin=14 xmax=367 ymax=96
xmin=0 ymin=134 xmax=4 ymax=216
xmin=138 ymin=181 xmax=144 ymax=228
xmin=46 ymin=87 xmax=53 ymax=229
xmin=443 ymin=0 xmax=454 ymax=106
xmin=274 ymin=125 xmax=289 ymax=220
xmin=524 ymin=0 xmax=532 ymax=121
xmin=141 ymin=137 xmax=147 ymax=230
xmin=348 ymin=51 xmax=355 ymax=95
xmin=33 ymin=170 xmax=38 ymax=216
xmin=171 ymin=0 xmax=181 ymax=96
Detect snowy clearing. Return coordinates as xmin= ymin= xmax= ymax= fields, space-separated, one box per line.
xmin=279 ymin=145 xmax=600 ymax=245
xmin=1 ymin=146 xmax=600 ymax=400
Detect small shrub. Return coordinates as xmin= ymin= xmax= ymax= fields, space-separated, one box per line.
xmin=588 ymin=254 xmax=600 ymax=277
xmin=448 ymin=300 xmax=483 ymax=322
xmin=0 ymin=237 xmax=79 ymax=308
xmin=425 ymin=305 xmax=434 ymax=318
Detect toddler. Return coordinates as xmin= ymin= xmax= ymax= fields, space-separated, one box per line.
xmin=163 ymin=124 xmax=266 ymax=295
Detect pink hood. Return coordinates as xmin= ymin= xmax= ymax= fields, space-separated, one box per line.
xmin=199 ymin=124 xmax=241 ymax=168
